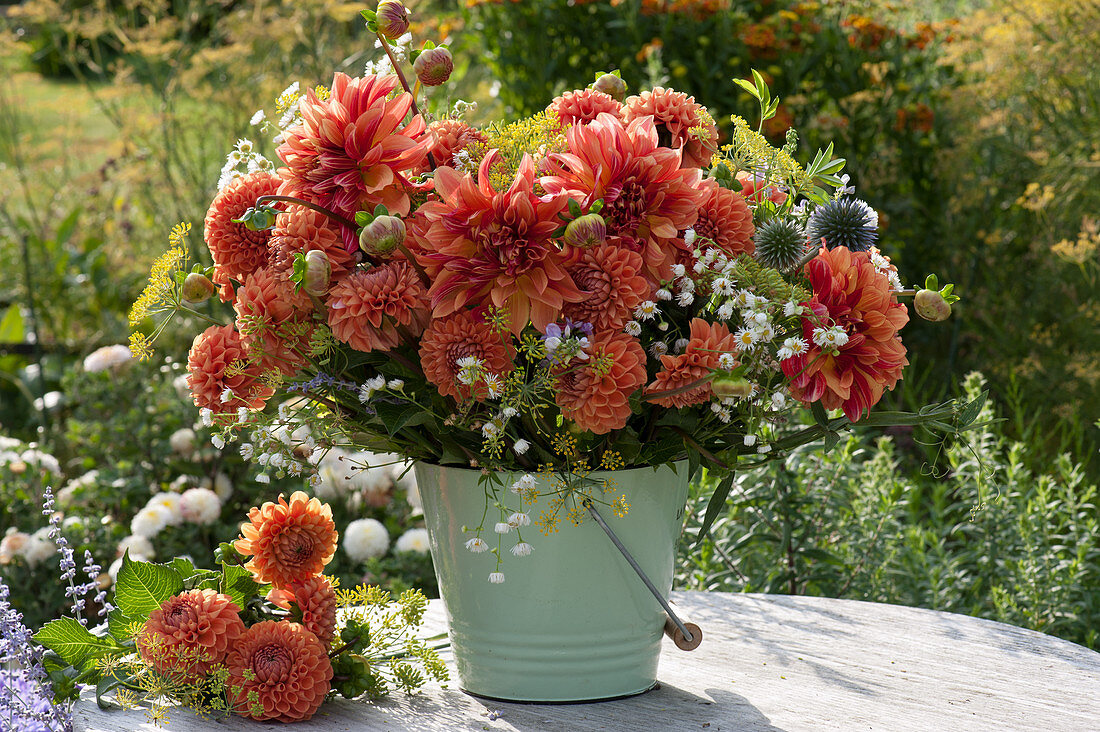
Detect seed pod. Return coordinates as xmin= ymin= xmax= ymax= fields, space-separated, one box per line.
xmin=376 ymin=1 xmax=410 ymax=40
xmin=359 ymin=215 xmax=406 ymax=257
xmin=563 ymin=213 xmax=607 ymax=249
xmin=302 ymin=250 xmax=332 ymax=296
xmin=181 ymin=273 xmax=216 ymax=304
xmin=414 ymin=47 xmax=454 ymax=87
xmin=914 ymin=289 xmax=952 ymax=322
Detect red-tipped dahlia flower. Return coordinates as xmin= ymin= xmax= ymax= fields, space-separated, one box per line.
xmin=554 ymin=331 xmax=646 ymax=434
xmin=276 ymin=73 xmax=431 ymax=249
xmin=541 ymin=113 xmax=705 ymax=286
xmin=233 ymin=267 xmax=315 ymax=375
xmin=646 ymin=319 xmax=739 ymax=408
xmin=226 ymin=620 xmax=332 ymax=722
xmin=266 ymin=575 xmax=337 ymax=648
xmin=414 ymin=152 xmax=585 ymax=334
xmin=235 ymin=491 xmax=338 ymax=589
xmin=561 ymin=243 xmax=652 ymax=332
xmin=548 ymin=88 xmax=624 ymax=126
xmin=622 ymin=87 xmax=718 ymax=168
xmin=136 ymin=589 xmax=245 ymax=684
xmin=205 ymin=172 xmax=281 ymax=299
xmin=326 ymin=261 xmax=430 ymax=353
xmin=684 ymin=178 xmax=755 ymax=264
xmin=268 ymin=206 xmax=356 ymax=280
xmin=186 ymin=324 xmax=274 ymax=413
xmin=426 ymin=118 xmax=487 ymax=168
xmin=781 ymin=246 xmax=909 ymax=422
xmin=419 ymin=309 xmax=516 ymax=401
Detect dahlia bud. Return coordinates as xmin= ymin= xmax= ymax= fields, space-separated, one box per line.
xmin=563 ymin=213 xmax=607 ymax=249
xmin=359 ymin=215 xmax=406 ymax=256
xmin=711 ymin=374 xmax=753 ymax=400
xmin=181 ymin=273 xmax=215 ymax=304
xmin=414 ymin=47 xmax=454 ymax=87
xmin=914 ymin=289 xmax=952 ymax=322
xmin=302 ymin=250 xmax=332 ymax=296
xmin=376 ymin=1 xmax=409 ymax=39
xmin=592 ymin=73 xmax=627 ymax=102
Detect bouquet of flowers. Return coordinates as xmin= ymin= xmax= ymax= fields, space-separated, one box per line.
xmin=129 ymin=2 xmax=971 ymax=578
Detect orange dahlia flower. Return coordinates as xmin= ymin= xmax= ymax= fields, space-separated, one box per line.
xmin=414 ymin=152 xmax=585 ymax=334
xmin=186 ymin=324 xmax=275 ymax=413
xmin=554 ymin=331 xmax=646 ymax=434
xmin=548 ymin=88 xmax=624 ymax=126
xmin=276 ymin=73 xmax=431 ymax=246
xmin=562 ymin=243 xmax=652 ymax=332
xmin=622 ymin=87 xmax=718 ymax=168
xmin=541 ymin=113 xmax=705 ymax=285
xmin=426 ymin=118 xmax=487 ymax=168
xmin=326 ymin=261 xmax=431 ymax=353
xmin=268 ymin=206 xmax=357 ymax=280
xmin=646 ymin=319 xmax=739 ymax=408
xmin=135 ymin=589 xmax=245 ymax=684
xmin=235 ymin=491 xmax=338 ymax=589
xmin=234 ymin=267 xmax=315 ymax=375
xmin=226 ymin=620 xmax=332 ymax=722
xmin=267 ymin=576 xmax=337 ymax=648
xmin=205 ymin=172 xmax=281 ymax=299
xmin=419 ymin=309 xmax=516 ymax=401
xmin=690 ymin=178 xmax=755 ymax=261
xmin=781 ymin=246 xmax=909 ymax=422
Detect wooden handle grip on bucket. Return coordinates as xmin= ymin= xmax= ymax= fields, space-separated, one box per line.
xmin=664 ymin=617 xmax=703 ymax=651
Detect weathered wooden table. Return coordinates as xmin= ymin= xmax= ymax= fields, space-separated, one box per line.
xmin=76 ymin=590 xmax=1100 ymax=731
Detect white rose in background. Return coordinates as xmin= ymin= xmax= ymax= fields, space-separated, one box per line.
xmin=395 ymin=528 xmax=430 ymax=555
xmin=343 ymin=518 xmax=390 ymax=562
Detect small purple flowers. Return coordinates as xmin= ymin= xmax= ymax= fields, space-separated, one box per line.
xmin=541 ymin=319 xmax=594 ymax=365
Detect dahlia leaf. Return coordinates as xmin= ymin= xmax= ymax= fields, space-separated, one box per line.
xmin=695 ymin=472 xmax=735 ymax=548
xmin=114 ymin=555 xmax=184 ymax=621
xmin=221 ymin=562 xmax=263 ymax=611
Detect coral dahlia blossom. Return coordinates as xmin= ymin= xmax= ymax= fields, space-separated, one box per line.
xmin=268 ymin=206 xmax=356 ymax=280
xmin=234 ymin=267 xmax=315 ymax=374
xmin=419 ymin=309 xmax=516 ymax=401
xmin=267 ymin=575 xmax=337 ymax=648
xmin=226 ymin=620 xmax=332 ymax=722
xmin=136 ymin=589 xmax=245 ymax=683
xmin=187 ymin=324 xmax=274 ymax=413
xmin=235 ymin=491 xmax=338 ymax=589
xmin=781 ymin=246 xmax=909 ymax=422
xmin=622 ymin=87 xmax=718 ymax=168
xmin=548 ymin=88 xmax=624 ymax=126
xmin=426 ymin=118 xmax=487 ymax=168
xmin=561 ymin=244 xmax=652 ymax=332
xmin=554 ymin=331 xmax=646 ymax=434
xmin=326 ymin=261 xmax=431 ymax=353
xmin=690 ymin=179 xmax=756 ymax=262
xmin=647 ymin=319 xmax=740 ymax=408
xmin=276 ymin=73 xmax=431 ymax=250
xmin=205 ymin=172 xmax=281 ymax=298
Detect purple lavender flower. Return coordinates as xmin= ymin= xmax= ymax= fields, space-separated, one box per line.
xmin=0 ymin=581 xmax=73 ymax=732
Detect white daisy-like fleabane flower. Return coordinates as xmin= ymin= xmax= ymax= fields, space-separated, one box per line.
xmin=387 ymin=379 xmax=405 ymax=391
xmin=511 ymin=474 xmax=537 ymax=494
xmin=179 ymin=487 xmax=222 ymax=525
xmin=344 ymin=518 xmax=391 ymax=562
xmin=465 ymin=536 xmax=489 ymax=553
xmin=676 ymin=291 xmax=695 ymax=307
xmin=249 ymin=109 xmax=266 ymax=126
xmin=513 ymin=438 xmax=531 ymax=455
xmin=624 ymin=320 xmax=642 ymax=337
xmin=508 ymin=512 xmax=531 ymax=527
xmin=733 ymin=290 xmax=757 ymax=309
xmin=511 ymin=542 xmax=533 ymax=557
xmin=771 ymin=392 xmax=787 ymax=410
xmin=494 ymin=521 xmax=512 ymax=534
xmin=716 ymin=302 xmax=735 ymax=321
xmin=145 ymin=493 xmax=184 ymax=526
xmin=718 ymin=353 xmax=737 ymax=370
xmin=634 ymin=301 xmax=659 ymax=320
xmin=674 ymin=338 xmax=690 ymax=354
xmin=22 ymin=528 xmax=54 ymax=566
xmin=483 ymin=373 xmax=504 ymax=399
xmin=812 ymin=326 xmax=849 ymax=349
xmin=395 ymin=528 xmax=431 ymax=555
xmin=743 ymin=434 xmax=757 ymax=446
xmin=199 ymin=407 xmax=213 ymax=427
xmin=488 ymin=572 xmax=505 ymax=584
xmin=683 ymin=229 xmax=696 ymax=246
xmin=83 ymin=344 xmax=133 ymax=373
xmin=783 ymin=300 xmax=802 ymax=318
xmin=130 ymin=505 xmax=173 ymax=538
xmin=169 ymin=428 xmax=196 ymax=455
xmin=671 ymin=263 xmax=687 ymax=278
xmin=649 ymin=341 xmax=669 ymax=358
xmin=117 ymin=534 xmax=155 ymax=560
xmin=655 ymin=288 xmax=673 ymax=302
xmin=734 ymin=327 xmax=758 ymax=351
xmin=211 ymin=434 xmax=225 ymax=450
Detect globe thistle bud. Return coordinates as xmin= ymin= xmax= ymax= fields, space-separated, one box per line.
xmin=413 ymin=47 xmax=454 ymax=87
xmin=592 ymin=73 xmax=627 ymax=102
xmin=563 ymin=213 xmax=607 ymax=249
xmin=806 ymin=198 xmax=878 ymax=252
xmin=914 ymin=289 xmax=952 ymax=322
xmin=302 ymin=250 xmax=332 ymax=296
xmin=376 ymin=1 xmax=409 ymax=40
xmin=754 ymin=218 xmax=808 ymax=271
xmin=712 ymin=374 xmax=753 ymax=400
xmin=181 ymin=273 xmax=215 ymax=304
xmin=359 ymin=215 xmax=406 ymax=256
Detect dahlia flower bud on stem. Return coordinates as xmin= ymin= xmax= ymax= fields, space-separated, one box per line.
xmin=181 ymin=272 xmax=216 ymax=304
xmin=914 ymin=289 xmax=952 ymax=321
xmin=592 ymin=72 xmax=627 ymax=102
xmin=373 ymin=31 xmax=437 ymax=170
xmin=302 ymin=250 xmax=332 ymax=297
xmin=563 ymin=213 xmax=607 ymax=248
xmin=711 ymin=374 xmax=753 ymax=399
xmin=413 ymin=46 xmax=454 ymax=87
xmin=359 ymin=215 xmax=406 ymax=257
xmin=375 ymin=0 xmax=409 ymax=40
xmin=254 ymin=195 xmax=358 ymax=230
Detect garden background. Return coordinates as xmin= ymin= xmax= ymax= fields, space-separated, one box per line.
xmin=0 ymin=0 xmax=1097 ymax=650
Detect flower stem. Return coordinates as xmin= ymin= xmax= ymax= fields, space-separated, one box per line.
xmin=375 ymin=32 xmax=438 ymax=170
xmin=255 ymin=195 xmax=359 ymax=231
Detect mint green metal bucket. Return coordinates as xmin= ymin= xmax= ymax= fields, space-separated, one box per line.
xmin=414 ymin=461 xmax=689 ymax=702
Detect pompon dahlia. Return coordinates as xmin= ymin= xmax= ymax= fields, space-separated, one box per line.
xmin=426 ymin=118 xmax=487 ymax=168
xmin=419 ymin=309 xmax=516 ymax=401
xmin=690 ymin=178 xmax=755 ymax=261
xmin=234 ymin=267 xmax=315 ymax=375
xmin=541 ymin=113 xmax=705 ymax=286
xmin=268 ymin=206 xmax=356 ymax=280
xmin=326 ymin=261 xmax=430 ymax=353
xmin=622 ymin=87 xmax=718 ymax=168
xmin=226 ymin=620 xmax=332 ymax=722
xmin=781 ymin=246 xmax=909 ymax=422
xmin=276 ymin=73 xmax=431 ymax=249
xmin=205 ymin=172 xmax=281 ymax=298
xmin=554 ymin=331 xmax=646 ymax=434
xmin=187 ymin=324 xmax=274 ymax=413
xmin=561 ymin=244 xmax=652 ymax=332
xmin=235 ymin=491 xmax=338 ymax=589
xmin=548 ymin=88 xmax=624 ymax=126
xmin=646 ymin=319 xmax=739 ymax=408
xmin=267 ymin=576 xmax=337 ymax=648
xmin=135 ymin=589 xmax=245 ymax=684
xmin=414 ymin=152 xmax=584 ymax=334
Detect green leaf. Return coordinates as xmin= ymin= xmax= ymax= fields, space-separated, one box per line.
xmin=695 ymin=473 xmax=736 ymax=547
xmin=360 ymin=8 xmax=377 ymax=21
xmin=33 ymin=617 xmax=114 ymax=671
xmin=0 ymin=304 xmax=24 ymax=343
xmin=114 ymin=555 xmax=183 ymax=620
xmin=170 ymin=556 xmax=196 ymax=578
xmin=734 ymin=78 xmax=760 ymax=100
xmin=958 ymin=391 xmax=988 ymax=428
xmin=810 ymin=401 xmax=830 ymax=429
xmin=221 ymin=562 xmax=263 ymax=611
xmin=373 ymin=400 xmax=435 ymax=436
